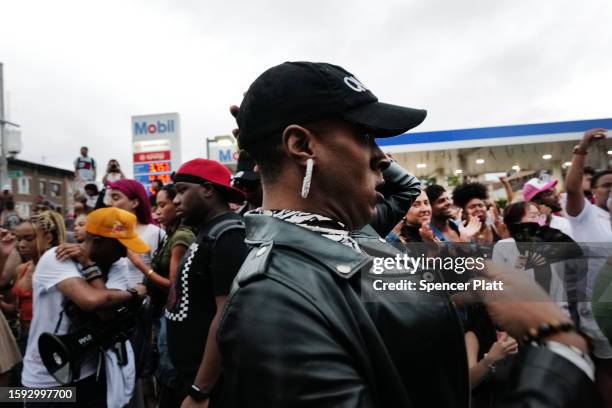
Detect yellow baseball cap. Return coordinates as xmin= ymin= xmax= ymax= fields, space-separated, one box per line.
xmin=85 ymin=207 xmax=150 ymax=254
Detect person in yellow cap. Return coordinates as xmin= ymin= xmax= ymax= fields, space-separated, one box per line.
xmin=22 ymin=207 xmax=149 ymax=407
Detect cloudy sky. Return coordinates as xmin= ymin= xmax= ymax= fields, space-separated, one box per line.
xmin=1 ymin=0 xmax=611 ymax=175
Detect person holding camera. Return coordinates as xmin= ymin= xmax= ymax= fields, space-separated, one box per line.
xmin=21 ymin=208 xmax=150 ymax=408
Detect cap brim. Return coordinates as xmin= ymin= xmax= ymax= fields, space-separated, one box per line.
xmin=118 ymin=237 xmax=150 ymax=254
xmin=216 ymin=184 xmax=246 ymax=204
xmin=232 ymin=171 xmax=260 ymax=182
xmin=341 ymin=102 xmax=427 ymax=137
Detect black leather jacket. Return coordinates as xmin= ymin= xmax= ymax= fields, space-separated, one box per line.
xmin=218 ymin=214 xmax=596 ymax=407
xmin=217 ymin=160 xmax=596 ymax=407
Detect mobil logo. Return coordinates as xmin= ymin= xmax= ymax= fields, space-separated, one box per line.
xmin=134 ymin=119 xmax=175 ymax=135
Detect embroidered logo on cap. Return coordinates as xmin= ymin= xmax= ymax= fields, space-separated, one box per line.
xmin=344 ymin=76 xmax=368 ymax=92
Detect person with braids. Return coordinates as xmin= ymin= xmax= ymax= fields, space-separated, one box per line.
xmin=0 ymin=220 xmax=45 ymax=356
xmin=107 ymin=179 xmax=165 ymax=287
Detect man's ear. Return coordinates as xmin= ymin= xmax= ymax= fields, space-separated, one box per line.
xmin=282 ymin=125 xmax=315 ymax=166
xmin=199 ymin=182 xmax=216 ymax=199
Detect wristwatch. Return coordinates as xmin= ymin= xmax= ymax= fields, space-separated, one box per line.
xmin=126 ymin=288 xmax=141 ymax=305
xmin=188 ymin=384 xmax=210 ymax=401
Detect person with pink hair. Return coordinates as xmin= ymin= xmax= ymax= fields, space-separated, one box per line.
xmin=107 ymin=179 xmax=165 ymax=286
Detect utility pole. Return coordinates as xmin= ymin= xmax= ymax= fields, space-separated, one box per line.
xmin=0 ymin=62 xmax=6 ymax=190
xmin=0 ymin=63 xmax=20 ymax=192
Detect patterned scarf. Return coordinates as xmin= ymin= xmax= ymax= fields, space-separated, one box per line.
xmin=251 ymin=209 xmax=361 ymax=253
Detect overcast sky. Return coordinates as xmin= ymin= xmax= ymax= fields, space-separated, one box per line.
xmin=1 ymin=0 xmax=611 ymax=175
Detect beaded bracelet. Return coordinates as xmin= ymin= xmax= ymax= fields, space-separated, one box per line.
xmin=522 ymin=321 xmax=576 ymax=344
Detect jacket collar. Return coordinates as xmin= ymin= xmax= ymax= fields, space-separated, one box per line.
xmin=244 ymin=213 xmax=372 ymax=279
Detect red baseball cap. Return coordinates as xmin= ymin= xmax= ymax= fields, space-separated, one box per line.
xmin=173 ymin=158 xmax=246 ymax=204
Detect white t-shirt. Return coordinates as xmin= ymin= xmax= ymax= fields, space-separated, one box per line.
xmin=22 ymin=249 xmax=98 ymax=388
xmin=74 ymin=156 xmax=96 ymax=182
xmin=86 ymin=194 xmax=99 ymax=209
xmin=492 ymin=238 xmax=569 ymax=316
xmin=565 ymin=199 xmax=611 ymax=244
xmin=22 ymin=250 xmax=131 ymax=387
xmin=565 ymin=200 xmax=612 ymax=358
xmin=125 ymin=224 xmax=165 ymax=287
xmin=550 ymin=215 xmax=574 ymax=240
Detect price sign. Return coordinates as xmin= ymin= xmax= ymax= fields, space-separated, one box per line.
xmin=148 ymin=162 xmax=171 ymax=173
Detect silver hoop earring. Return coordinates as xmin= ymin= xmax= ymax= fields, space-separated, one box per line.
xmin=301 ymin=158 xmax=314 ymax=199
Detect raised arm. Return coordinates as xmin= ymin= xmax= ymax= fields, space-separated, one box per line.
xmin=565 ymin=128 xmax=607 ymax=216
xmin=369 ymin=160 xmax=421 ymax=237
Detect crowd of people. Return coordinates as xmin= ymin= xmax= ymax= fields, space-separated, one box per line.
xmin=0 ymin=61 xmax=611 ymax=407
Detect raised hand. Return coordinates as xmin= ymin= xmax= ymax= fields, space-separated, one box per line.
xmin=0 ymin=228 xmax=16 ymax=258
xmin=459 ymin=216 xmax=482 ymax=241
xmin=419 ymin=223 xmax=439 ymax=243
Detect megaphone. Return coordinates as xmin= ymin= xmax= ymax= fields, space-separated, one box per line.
xmin=38 ymin=297 xmax=148 ymax=385
xmin=38 ymin=329 xmax=98 ymax=385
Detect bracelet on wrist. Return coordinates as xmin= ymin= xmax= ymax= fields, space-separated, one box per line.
xmin=522 ymin=320 xmax=581 ymax=345
xmin=147 ymin=269 xmax=154 ymax=277
xmin=483 ymin=353 xmax=496 ymax=372
xmin=80 ymin=264 xmax=102 ymax=281
xmin=188 ymin=384 xmax=210 ymax=401
xmin=573 ymin=144 xmax=588 ymax=155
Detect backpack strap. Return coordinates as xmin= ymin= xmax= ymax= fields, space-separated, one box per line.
xmin=204 ymin=218 xmax=245 ymax=242
xmin=193 ymin=217 xmax=246 ymax=276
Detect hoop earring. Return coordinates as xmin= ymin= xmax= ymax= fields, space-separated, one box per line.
xmin=301 ymin=158 xmax=314 ymax=199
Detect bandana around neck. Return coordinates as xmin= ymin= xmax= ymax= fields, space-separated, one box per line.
xmin=251 ymin=209 xmax=361 ymax=253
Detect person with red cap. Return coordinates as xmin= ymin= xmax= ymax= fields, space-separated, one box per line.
xmin=164 ymin=158 xmax=247 ymax=407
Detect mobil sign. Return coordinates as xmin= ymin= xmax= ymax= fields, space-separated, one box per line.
xmin=131 ymin=113 xmax=182 ymax=190
xmin=133 ymin=119 xmax=177 ymax=135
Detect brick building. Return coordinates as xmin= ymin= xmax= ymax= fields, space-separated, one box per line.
xmin=7 ymin=158 xmax=75 ymax=219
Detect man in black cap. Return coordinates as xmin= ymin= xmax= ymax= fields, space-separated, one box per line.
xmin=231 ymin=151 xmax=262 ymax=216
xmin=217 ymin=62 xmax=595 ymax=407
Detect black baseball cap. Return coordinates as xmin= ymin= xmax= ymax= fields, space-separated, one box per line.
xmin=232 ymin=151 xmax=260 ymax=182
xmin=237 ymin=61 xmax=427 ymax=149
